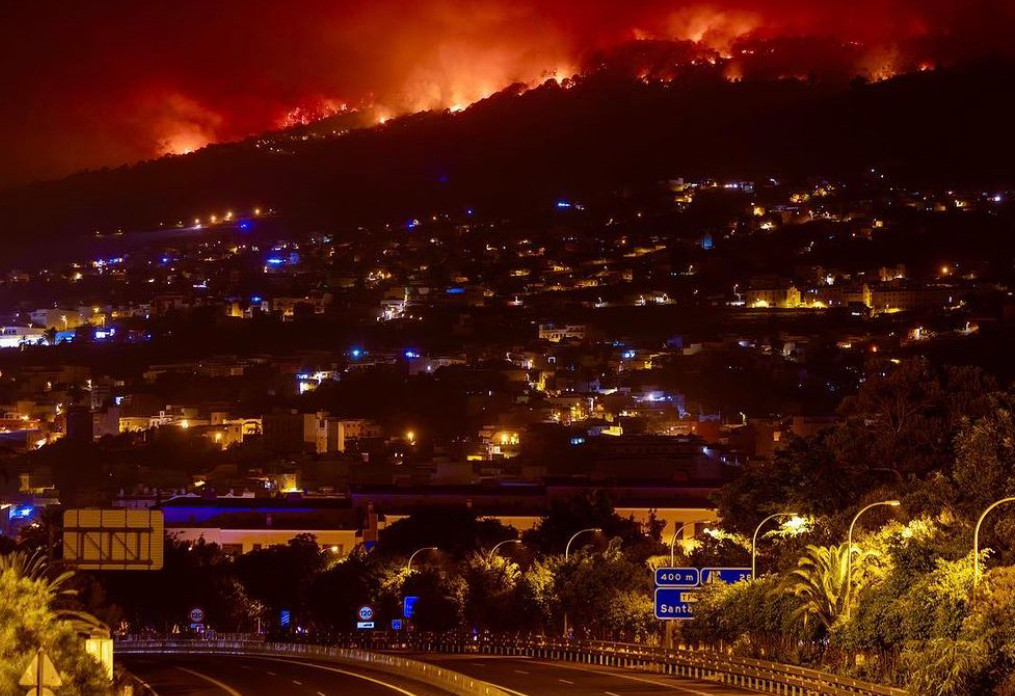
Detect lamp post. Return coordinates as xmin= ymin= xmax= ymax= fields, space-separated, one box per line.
xmin=973 ymin=497 xmax=1015 ymax=603
xmin=406 ymin=546 xmax=438 ymax=574
xmin=670 ymin=520 xmax=716 ymax=566
xmin=846 ymin=500 xmax=900 ymax=618
xmin=751 ymin=513 xmax=798 ymax=580
xmin=488 ymin=539 xmax=522 ymax=560
xmin=563 ymin=528 xmax=601 ymax=639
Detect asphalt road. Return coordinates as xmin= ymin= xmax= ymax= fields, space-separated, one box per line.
xmin=416 ymin=654 xmax=758 ymax=696
xmin=121 ymin=654 xmax=455 ymax=696
xmin=123 ymin=653 xmax=758 ymax=696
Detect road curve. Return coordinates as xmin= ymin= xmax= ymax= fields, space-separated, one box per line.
xmin=121 ymin=654 xmax=457 ymax=696
xmin=414 ymin=654 xmax=759 ymax=696
xmin=124 ymin=652 xmax=758 ymax=696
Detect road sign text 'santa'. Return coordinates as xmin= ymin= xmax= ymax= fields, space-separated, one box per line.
xmin=654 ymin=588 xmax=699 ymax=619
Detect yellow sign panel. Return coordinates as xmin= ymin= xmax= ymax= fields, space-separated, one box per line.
xmin=19 ymin=649 xmax=63 ymax=688
xmin=62 ymin=509 xmax=164 ymax=571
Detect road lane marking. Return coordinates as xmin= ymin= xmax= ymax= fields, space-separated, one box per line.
xmin=176 ymin=667 xmax=245 ymax=696
xmin=559 ymin=679 xmax=574 ymax=685
xmin=134 ymin=676 xmax=160 ymax=696
xmin=240 ymin=656 xmax=424 ymax=696
xmin=293 ymin=680 xmax=303 ymax=686
xmin=317 ymin=692 xmax=327 ymax=696
xmin=531 ymin=660 xmax=726 ymax=696
xmin=605 ymin=692 xmax=621 ymax=696
xmin=513 ymin=670 xmax=529 ymax=675
xmin=267 ymin=671 xmax=277 ymax=676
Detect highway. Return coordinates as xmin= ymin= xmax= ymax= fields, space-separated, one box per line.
xmin=416 ymin=654 xmax=758 ymax=696
xmin=121 ymin=654 xmax=455 ymax=696
xmin=123 ymin=652 xmax=758 ymax=695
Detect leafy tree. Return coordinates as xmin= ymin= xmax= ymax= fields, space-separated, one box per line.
xmin=307 ymin=549 xmax=383 ymax=631
xmin=100 ymin=537 xmax=259 ymax=632
xmin=462 ymin=552 xmax=522 ymax=631
xmin=523 ymin=490 xmax=662 ymax=559
xmin=402 ymin=566 xmax=467 ymax=632
xmin=0 ymin=551 xmax=111 ymax=696
xmin=555 ymin=537 xmax=654 ymax=640
xmin=235 ymin=534 xmax=328 ymax=627
xmin=516 ymin=559 xmax=557 ymax=632
xmin=776 ymin=543 xmax=881 ymax=631
xmin=376 ymin=507 xmax=516 ymax=559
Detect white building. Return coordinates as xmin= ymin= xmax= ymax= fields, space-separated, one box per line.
xmin=0 ymin=327 xmax=46 ymax=349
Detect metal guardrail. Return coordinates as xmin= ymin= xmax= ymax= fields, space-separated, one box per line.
xmin=116 ymin=639 xmax=513 ymax=696
xmin=411 ymin=635 xmax=910 ymax=696
xmin=116 ymin=635 xmax=909 ymax=696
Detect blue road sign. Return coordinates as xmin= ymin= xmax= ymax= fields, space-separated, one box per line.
xmin=655 ymin=588 xmax=698 ymax=620
xmin=391 ymin=619 xmax=403 ymax=631
xmin=701 ymin=567 xmax=752 ymax=584
xmin=654 ymin=567 xmax=700 ymax=587
xmin=403 ymin=596 xmax=419 ymax=618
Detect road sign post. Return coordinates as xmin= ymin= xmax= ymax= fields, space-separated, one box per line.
xmin=20 ymin=648 xmax=62 ymax=696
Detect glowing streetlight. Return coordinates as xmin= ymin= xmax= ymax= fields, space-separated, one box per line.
xmin=406 ymin=430 xmax=416 ymax=445
xmin=670 ymin=520 xmax=716 ymax=566
xmin=563 ymin=528 xmax=601 ymax=638
xmin=973 ymin=497 xmax=1015 ymax=603
xmin=751 ymin=512 xmax=800 ymax=580
xmin=406 ymin=546 xmax=438 ymax=574
xmin=487 ymin=539 xmax=522 ymax=560
xmin=846 ymin=500 xmax=900 ymax=618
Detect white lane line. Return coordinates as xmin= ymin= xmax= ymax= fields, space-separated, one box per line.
xmin=292 ymin=680 xmax=303 ymax=686
xmin=317 ymin=692 xmax=327 ymax=696
xmin=513 ymin=669 xmax=529 ymax=675
xmin=134 ymin=677 xmax=160 ymax=693
xmin=605 ymin=692 xmax=621 ymax=696
xmin=532 ymin=660 xmax=723 ymax=696
xmin=239 ymin=655 xmax=424 ymax=696
xmin=267 ymin=671 xmax=277 ymax=676
xmin=473 ymin=663 xmax=487 ymax=667
xmin=559 ymin=679 xmax=575 ymax=685
xmin=176 ymin=667 xmax=245 ymax=696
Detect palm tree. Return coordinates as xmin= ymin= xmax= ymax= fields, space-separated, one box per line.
xmin=775 ymin=543 xmax=881 ymax=629
xmin=0 ymin=549 xmax=109 ymax=637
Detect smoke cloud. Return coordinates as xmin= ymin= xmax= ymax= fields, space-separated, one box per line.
xmin=1 ymin=0 xmax=1011 ymax=186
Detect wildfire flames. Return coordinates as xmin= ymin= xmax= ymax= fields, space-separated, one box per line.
xmin=4 ymin=0 xmax=1015 ymax=180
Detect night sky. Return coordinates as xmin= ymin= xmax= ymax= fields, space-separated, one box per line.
xmin=2 ymin=0 xmax=1012 ymax=188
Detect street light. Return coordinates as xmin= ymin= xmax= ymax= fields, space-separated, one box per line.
xmin=973 ymin=496 xmax=1015 ymax=603
xmin=563 ymin=528 xmax=601 ymax=638
xmin=406 ymin=546 xmax=438 ymax=574
xmin=752 ymin=512 xmax=799 ymax=580
xmin=487 ymin=539 xmax=522 ymax=560
xmin=670 ymin=520 xmax=716 ymax=566
xmin=846 ymin=500 xmax=900 ymax=618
